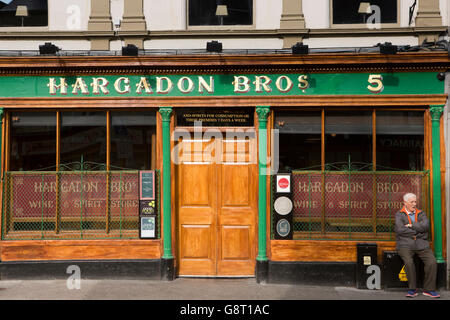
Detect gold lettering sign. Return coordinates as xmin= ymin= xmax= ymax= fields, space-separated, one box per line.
xmin=47 ymin=75 xmax=310 ymax=96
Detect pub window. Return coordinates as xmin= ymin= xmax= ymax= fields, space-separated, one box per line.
xmin=325 ymin=111 xmax=372 ymax=170
xmin=376 ymin=111 xmax=424 ymax=171
xmin=110 ymin=111 xmax=157 ymax=170
xmin=276 ymin=111 xmax=321 ymax=171
xmin=4 ymin=110 xmax=160 ymax=240
xmin=0 ymin=0 xmax=48 ymax=27
xmin=275 ymin=109 xmax=428 ymax=240
xmin=188 ymin=0 xmax=253 ymax=26
xmin=275 ymin=109 xmax=425 ymax=172
xmin=8 ymin=111 xmax=158 ymax=172
xmin=331 ymin=0 xmax=398 ymax=25
xmin=10 ymin=112 xmax=56 ymax=171
xmin=60 ymin=112 xmax=107 ymax=168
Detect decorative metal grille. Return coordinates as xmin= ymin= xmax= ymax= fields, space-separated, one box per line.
xmin=271 ymin=163 xmax=430 ymax=241
xmin=1 ymin=162 xmax=160 ymax=240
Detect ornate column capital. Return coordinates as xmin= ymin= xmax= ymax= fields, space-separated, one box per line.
xmin=256 ymin=106 xmax=270 ymax=129
xmin=256 ymin=106 xmax=270 ymax=121
xmin=159 ymin=107 xmax=173 ymax=122
xmin=430 ymin=105 xmax=444 ymax=121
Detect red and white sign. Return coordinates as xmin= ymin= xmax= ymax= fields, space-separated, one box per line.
xmin=276 ymin=175 xmax=291 ymax=193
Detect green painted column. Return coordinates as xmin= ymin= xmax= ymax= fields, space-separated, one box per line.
xmin=430 ymin=105 xmax=444 ymax=263
xmin=256 ymin=106 xmax=270 ymax=262
xmin=0 ymin=108 xmax=3 ymax=240
xmin=0 ymin=108 xmax=3 ymax=166
xmin=159 ymin=107 xmax=173 ymax=260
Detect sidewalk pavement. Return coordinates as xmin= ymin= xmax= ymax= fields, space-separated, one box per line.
xmin=0 ymin=278 xmax=448 ymax=300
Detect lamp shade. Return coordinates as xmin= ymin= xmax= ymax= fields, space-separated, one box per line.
xmin=358 ymin=2 xmax=370 ymax=14
xmin=215 ymin=5 xmax=228 ymax=17
xmin=15 ymin=5 xmax=28 ymax=17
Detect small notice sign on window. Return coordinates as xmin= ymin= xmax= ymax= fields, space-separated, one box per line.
xmin=140 ymin=216 xmax=156 ymax=239
xmin=139 ymin=171 xmax=155 ymax=200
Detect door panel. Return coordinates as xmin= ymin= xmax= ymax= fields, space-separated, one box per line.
xmin=177 ymin=138 xmax=216 ymax=276
xmin=221 ymin=226 xmax=251 ymax=260
xmin=181 ymin=225 xmax=211 ymax=259
xmin=176 ymin=133 xmax=257 ymax=277
xmin=181 ymin=164 xmax=212 ymax=206
xmin=221 ymin=164 xmax=250 ymax=206
xmin=217 ymin=135 xmax=256 ymax=276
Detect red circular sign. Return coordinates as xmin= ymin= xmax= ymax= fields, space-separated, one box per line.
xmin=278 ymin=178 xmax=289 ymax=189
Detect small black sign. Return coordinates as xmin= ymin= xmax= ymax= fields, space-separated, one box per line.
xmin=176 ymin=108 xmax=254 ymax=127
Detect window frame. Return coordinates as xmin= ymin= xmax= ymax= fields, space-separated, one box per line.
xmin=9 ymin=111 xmax=57 ymax=171
xmin=186 ymin=0 xmax=256 ymax=30
xmin=273 ymin=106 xmax=430 ymax=240
xmin=329 ymin=0 xmax=401 ymax=29
xmin=5 ymin=109 xmax=158 ymax=172
xmin=0 ymin=0 xmax=49 ymax=30
xmin=274 ymin=107 xmax=427 ymax=172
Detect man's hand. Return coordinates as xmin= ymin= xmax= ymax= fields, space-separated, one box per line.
xmin=405 ymin=224 xmax=412 ymax=228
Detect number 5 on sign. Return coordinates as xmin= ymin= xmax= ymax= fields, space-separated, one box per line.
xmin=367 ymin=74 xmax=384 ymax=93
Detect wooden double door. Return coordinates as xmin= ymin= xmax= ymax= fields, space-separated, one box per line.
xmin=175 ymin=130 xmax=258 ymax=276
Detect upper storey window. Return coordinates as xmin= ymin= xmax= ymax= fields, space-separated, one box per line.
xmin=0 ymin=0 xmax=48 ymax=27
xmin=331 ymin=0 xmax=398 ymax=26
xmin=188 ymin=0 xmax=253 ymax=26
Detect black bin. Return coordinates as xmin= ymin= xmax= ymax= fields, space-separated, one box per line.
xmin=356 ymin=243 xmax=378 ymax=289
xmin=382 ymin=251 xmax=424 ymax=289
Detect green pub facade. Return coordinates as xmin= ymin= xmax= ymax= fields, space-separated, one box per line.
xmin=0 ymin=52 xmax=447 ymax=287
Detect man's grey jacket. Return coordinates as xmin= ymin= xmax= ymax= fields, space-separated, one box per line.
xmin=394 ymin=207 xmax=430 ymax=251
